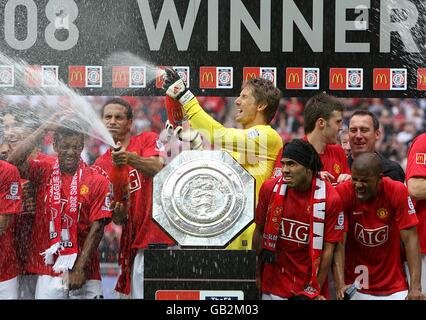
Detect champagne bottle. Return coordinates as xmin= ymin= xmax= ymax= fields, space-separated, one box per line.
xmin=110 ymin=147 xmax=129 ymax=204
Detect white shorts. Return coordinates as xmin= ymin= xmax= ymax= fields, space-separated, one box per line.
xmin=0 ymin=276 xmax=18 ymax=299
xmin=35 ymin=275 xmax=103 ymax=299
xmin=130 ymin=249 xmax=144 ymax=299
xmin=351 ymin=290 xmax=408 ymax=300
xmin=261 ymin=293 xmax=288 ymax=300
xmin=18 ymin=274 xmax=37 ymax=299
xmin=404 ymin=254 xmax=426 ymax=294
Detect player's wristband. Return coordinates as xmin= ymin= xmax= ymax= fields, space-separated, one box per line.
xmin=178 ymin=90 xmax=195 ymax=105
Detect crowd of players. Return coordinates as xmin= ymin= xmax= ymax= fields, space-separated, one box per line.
xmin=0 ymin=71 xmax=425 ymax=299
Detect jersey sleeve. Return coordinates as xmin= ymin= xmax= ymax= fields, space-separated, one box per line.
xmin=182 ymin=98 xmax=283 ymax=164
xmin=335 ymin=181 xmax=353 ymax=232
xmin=391 ymin=182 xmax=419 ymax=230
xmin=138 ymin=132 xmax=162 ymax=158
xmin=324 ymin=185 xmax=345 ymax=243
xmin=27 ymin=159 xmax=52 ymax=185
xmin=406 ymin=134 xmax=426 ymax=180
xmin=0 ymin=163 xmax=22 ymax=215
xmin=88 ymin=173 xmax=113 ymax=222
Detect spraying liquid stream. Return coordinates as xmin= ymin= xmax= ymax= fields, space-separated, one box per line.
xmin=0 ymin=52 xmax=116 ymax=148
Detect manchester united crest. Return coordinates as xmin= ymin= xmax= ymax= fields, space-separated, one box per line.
xmin=377 ymin=208 xmax=389 ymax=219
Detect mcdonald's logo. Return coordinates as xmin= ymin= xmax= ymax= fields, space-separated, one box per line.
xmin=200 ymin=67 xmax=217 ymax=88
xmin=332 ymin=73 xmax=344 ymax=84
xmin=202 ymin=72 xmax=214 ymax=83
xmin=243 ymin=67 xmax=260 ymax=81
xmin=25 ymin=65 xmax=42 ymax=87
xmin=69 ymin=66 xmax=85 ymax=87
xmin=416 ymin=153 xmax=426 ymax=164
xmin=70 ymin=71 xmax=83 ymax=82
xmin=112 ymin=66 xmax=129 ymax=88
xmin=245 ymin=72 xmax=257 ymax=80
xmin=329 ymin=68 xmax=346 ymax=90
xmin=375 ymin=73 xmax=388 ymax=84
xmin=373 ymin=68 xmax=390 ymax=90
xmin=417 ymin=68 xmax=426 ymax=90
xmin=286 ymin=68 xmax=303 ymax=89
xmin=288 ymin=73 xmax=300 ymax=83
xmin=114 ymin=71 xmax=127 ymax=82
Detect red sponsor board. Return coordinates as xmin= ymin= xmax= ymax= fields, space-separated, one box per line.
xmin=69 ymin=66 xmax=86 ymax=87
xmin=200 ymin=66 xmax=217 ymax=89
xmin=112 ymin=66 xmax=129 ymax=88
xmin=417 ymin=68 xmax=426 ymax=91
xmin=373 ymin=68 xmax=390 ymax=90
xmin=329 ymin=68 xmax=346 ymax=90
xmin=286 ymin=67 xmax=303 ymax=89
xmin=243 ymin=67 xmax=260 ymax=81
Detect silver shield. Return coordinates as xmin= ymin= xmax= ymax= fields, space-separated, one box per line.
xmin=153 ymin=151 xmax=255 ymax=247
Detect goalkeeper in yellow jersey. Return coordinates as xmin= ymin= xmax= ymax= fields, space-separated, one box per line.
xmin=163 ymin=68 xmax=283 ymax=250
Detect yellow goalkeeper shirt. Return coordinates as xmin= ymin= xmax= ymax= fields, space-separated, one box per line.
xmin=182 ymin=97 xmax=283 ymax=250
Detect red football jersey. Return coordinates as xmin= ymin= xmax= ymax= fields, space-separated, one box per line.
xmin=93 ymin=132 xmax=175 ymax=249
xmin=406 ymin=133 xmax=426 ymax=254
xmin=336 ymin=178 xmax=418 ymax=295
xmin=319 ymin=144 xmax=351 ymax=180
xmin=301 ymin=136 xmax=351 ymax=181
xmin=25 ymin=160 xmax=112 ymax=279
xmin=0 ymin=160 xmax=22 ymax=281
xmin=256 ymin=177 xmax=344 ymax=298
xmin=13 ymin=152 xmax=56 ymax=274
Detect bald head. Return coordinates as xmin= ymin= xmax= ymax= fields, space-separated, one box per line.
xmin=352 ymin=152 xmax=383 ymax=177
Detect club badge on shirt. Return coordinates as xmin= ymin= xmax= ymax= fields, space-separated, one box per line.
xmin=333 ymin=163 xmax=341 ymax=175
xmin=377 ymin=208 xmax=389 ymax=219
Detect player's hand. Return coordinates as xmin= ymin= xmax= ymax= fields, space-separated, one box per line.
xmin=110 ymin=198 xmax=130 ymax=225
xmin=21 ymin=181 xmax=36 ymax=214
xmin=314 ymin=295 xmax=326 ymax=300
xmin=68 ymin=267 xmax=87 ymax=291
xmin=163 ymin=68 xmax=194 ymax=104
xmin=337 ymin=173 xmax=351 ymax=184
xmin=111 ymin=141 xmax=128 ymax=167
xmin=179 ymin=128 xmax=203 ymax=150
xmin=406 ymin=288 xmax=425 ymax=300
xmin=165 ymin=120 xmax=175 ymax=137
xmin=336 ymin=284 xmax=351 ymax=300
xmin=319 ymin=171 xmax=336 ymax=184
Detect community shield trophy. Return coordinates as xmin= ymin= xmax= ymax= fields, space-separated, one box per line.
xmin=153 ymin=151 xmax=255 ymax=247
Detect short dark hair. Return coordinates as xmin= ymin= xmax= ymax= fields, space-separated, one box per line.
xmin=101 ymin=97 xmax=133 ymax=120
xmin=349 ymin=110 xmax=380 ymax=131
xmin=282 ymin=139 xmax=323 ymax=173
xmin=241 ymin=78 xmax=282 ymax=123
xmin=53 ymin=120 xmax=85 ymax=145
xmin=303 ymin=93 xmax=344 ymax=134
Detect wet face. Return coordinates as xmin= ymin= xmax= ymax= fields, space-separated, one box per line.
xmin=351 ymin=167 xmax=380 ymax=202
xmin=5 ymin=127 xmax=29 ymax=152
xmin=323 ymin=110 xmax=343 ymax=144
xmin=53 ymin=134 xmax=84 ymax=174
xmin=349 ymin=115 xmax=380 ymax=158
xmin=281 ymin=157 xmax=312 ymax=191
xmin=102 ymin=104 xmax=132 ymax=142
xmin=234 ymin=86 xmax=261 ymax=129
